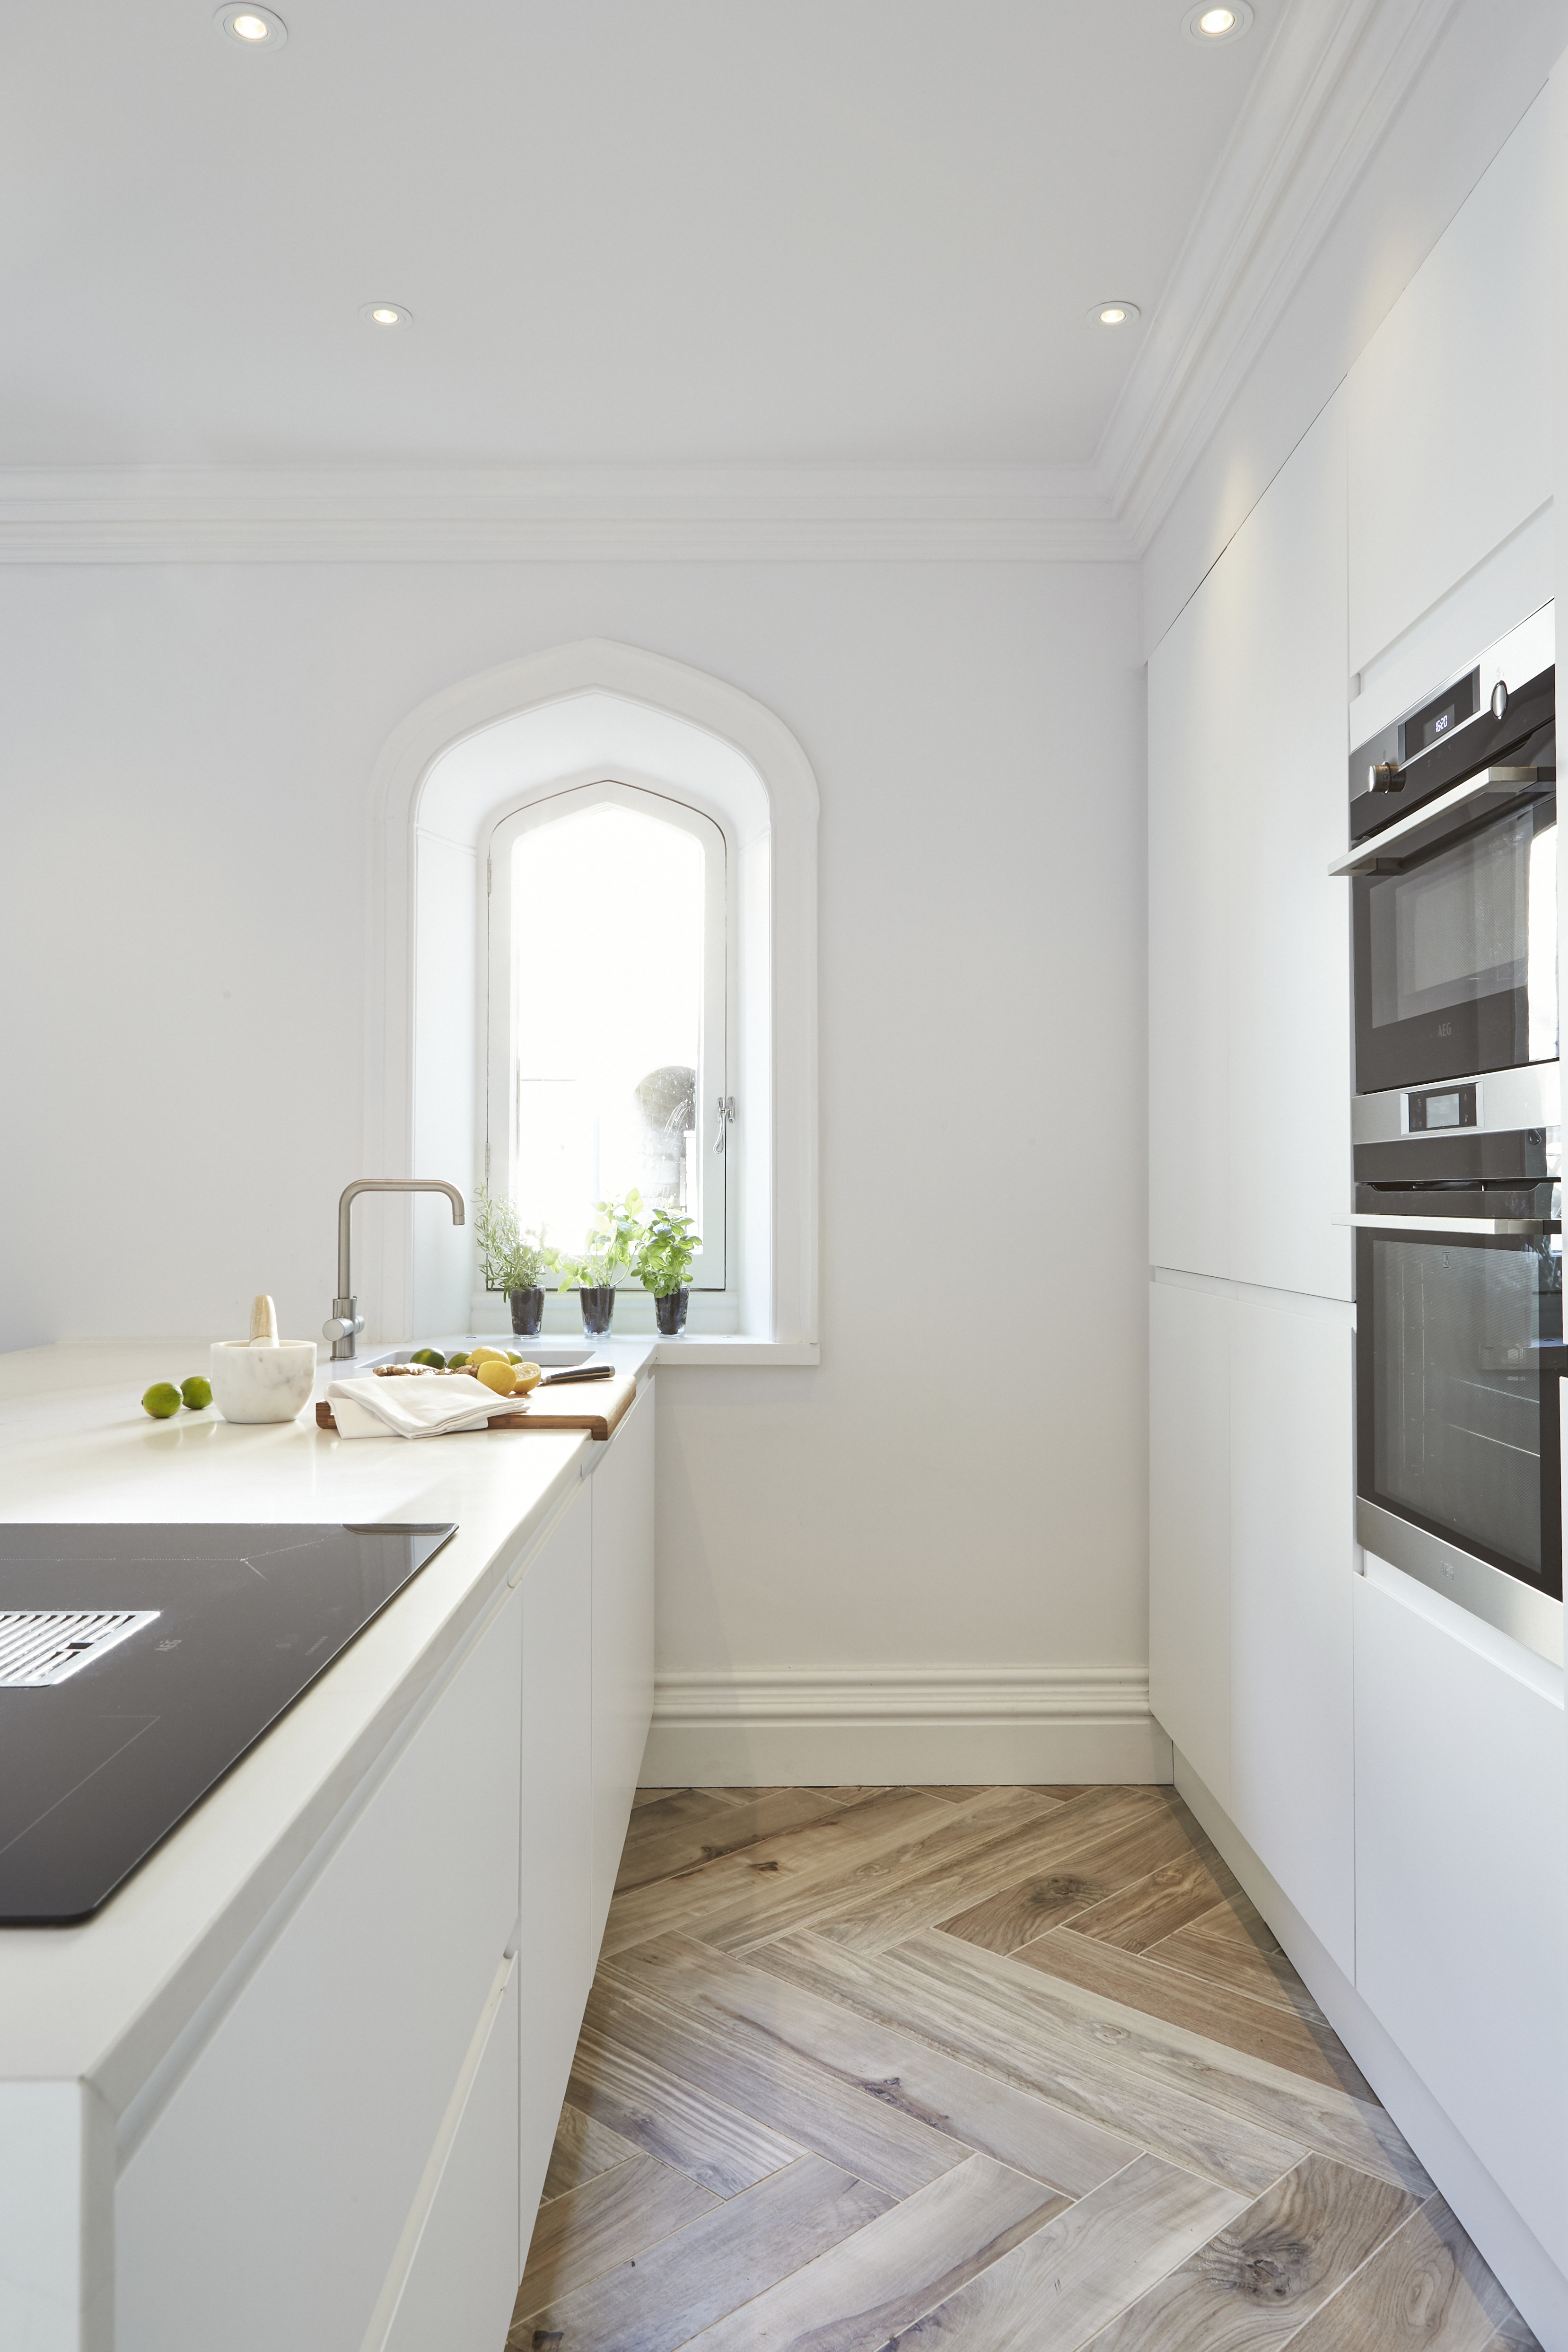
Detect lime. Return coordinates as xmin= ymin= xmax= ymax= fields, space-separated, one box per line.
xmin=180 ymin=1376 xmax=213 ymax=1411
xmin=410 ymin=1348 xmax=447 ymax=1368
xmin=141 ymin=1383 xmax=182 ymax=1420
xmin=506 ymin=1351 xmax=523 ymax=1364
xmin=447 ymin=1351 xmax=471 ymax=1369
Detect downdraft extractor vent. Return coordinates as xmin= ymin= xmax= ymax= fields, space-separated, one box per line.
xmin=0 ymin=1610 xmax=160 ymax=1688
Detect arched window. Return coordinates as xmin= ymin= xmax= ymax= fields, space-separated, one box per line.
xmin=374 ymin=640 xmax=818 ymax=1359
xmin=485 ymin=780 xmax=731 ymax=1300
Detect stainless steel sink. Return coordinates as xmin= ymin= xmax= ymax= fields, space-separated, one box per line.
xmin=359 ymin=1341 xmax=597 ymax=1371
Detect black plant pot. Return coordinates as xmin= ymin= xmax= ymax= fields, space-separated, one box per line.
xmin=508 ymin=1286 xmax=544 ymax=1336
xmin=578 ymin=1286 xmax=616 ymax=1336
xmin=654 ymin=1288 xmax=690 ymax=1335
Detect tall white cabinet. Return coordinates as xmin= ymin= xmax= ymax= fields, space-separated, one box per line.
xmin=1148 ymin=391 xmax=1355 ymax=1974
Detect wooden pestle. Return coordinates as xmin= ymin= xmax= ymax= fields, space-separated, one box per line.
xmin=247 ymin=1294 xmax=280 ymax=1347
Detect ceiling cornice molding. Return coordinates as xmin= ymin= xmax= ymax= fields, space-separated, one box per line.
xmin=0 ymin=464 xmax=1134 ymax=563
xmin=1095 ymin=0 xmax=1463 ymax=554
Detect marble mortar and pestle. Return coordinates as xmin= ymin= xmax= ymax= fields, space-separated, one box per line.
xmin=209 ymin=1294 xmax=319 ymax=1424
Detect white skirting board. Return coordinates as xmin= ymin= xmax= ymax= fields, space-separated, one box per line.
xmin=1174 ymin=1748 xmax=1568 ymax=2352
xmin=640 ymin=1668 xmax=1174 ymax=1787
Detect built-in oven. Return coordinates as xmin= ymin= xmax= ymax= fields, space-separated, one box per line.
xmin=1350 ymin=1076 xmax=1564 ymax=1665
xmin=1335 ymin=604 xmax=1556 ymax=1097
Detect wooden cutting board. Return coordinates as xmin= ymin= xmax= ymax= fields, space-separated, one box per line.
xmin=315 ymin=1373 xmax=637 ymax=1442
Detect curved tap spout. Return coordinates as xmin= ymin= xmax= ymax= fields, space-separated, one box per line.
xmin=325 ymin=1179 xmax=467 ymax=1360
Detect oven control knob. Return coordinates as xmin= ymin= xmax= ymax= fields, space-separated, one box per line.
xmin=1491 ymin=679 xmax=1509 ymax=720
xmin=1368 ymin=761 xmax=1402 ymax=793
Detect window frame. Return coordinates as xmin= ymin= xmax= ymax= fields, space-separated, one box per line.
xmin=482 ymin=773 xmax=738 ymax=1316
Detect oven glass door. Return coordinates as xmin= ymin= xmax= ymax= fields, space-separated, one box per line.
xmin=1352 ymin=796 xmax=1556 ymax=1094
xmin=1357 ymin=1225 xmax=1564 ymax=1600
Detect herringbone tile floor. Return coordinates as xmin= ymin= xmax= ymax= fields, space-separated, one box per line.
xmin=507 ymin=1784 xmax=1538 ymax=2351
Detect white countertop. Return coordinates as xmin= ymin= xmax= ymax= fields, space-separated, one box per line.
xmin=0 ymin=1336 xmax=653 ymax=2134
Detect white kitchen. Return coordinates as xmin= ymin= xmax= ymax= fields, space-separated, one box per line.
xmin=3 ymin=5 xmax=1568 ymax=2350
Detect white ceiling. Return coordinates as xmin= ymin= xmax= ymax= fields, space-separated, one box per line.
xmin=1 ymin=0 xmax=1279 ymax=468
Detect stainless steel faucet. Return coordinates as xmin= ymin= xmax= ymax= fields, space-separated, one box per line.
xmin=323 ymin=1179 xmax=466 ymax=1361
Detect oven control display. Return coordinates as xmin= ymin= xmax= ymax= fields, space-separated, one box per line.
xmin=1407 ymin=1084 xmax=1478 ymax=1131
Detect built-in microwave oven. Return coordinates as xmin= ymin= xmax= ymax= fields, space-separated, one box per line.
xmin=1336 ymin=605 xmax=1556 ymax=1098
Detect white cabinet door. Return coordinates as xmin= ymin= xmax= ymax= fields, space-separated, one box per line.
xmin=1348 ymin=95 xmax=1551 ymax=674
xmin=1148 ymin=565 xmax=1232 ymax=1281
xmin=1149 ymin=1279 xmax=1231 ymax=1810
xmin=1228 ymin=1295 xmax=1356 ymax=1978
xmin=116 ymin=1588 xmax=524 ymax=2352
xmin=1354 ymin=1569 xmax=1568 ymax=2273
xmin=517 ymin=1483 xmax=594 ymax=2243
xmin=381 ymin=1958 xmax=520 ymax=2352
xmin=1223 ymin=395 xmax=1352 ymax=1305
xmin=589 ymin=1379 xmax=656 ymax=1958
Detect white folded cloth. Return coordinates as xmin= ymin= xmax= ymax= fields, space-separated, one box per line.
xmin=326 ymin=1373 xmax=526 ymax=1440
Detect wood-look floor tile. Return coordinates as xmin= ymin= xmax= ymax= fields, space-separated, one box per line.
xmin=616 ymin=1789 xmax=853 ymax=1894
xmin=1066 ymin=1849 xmax=1240 ymax=1953
xmin=1008 ymin=1929 xmax=1369 ymax=2098
xmin=1148 ymin=1899 xmax=1329 ymax=2025
xmin=745 ymin=1931 xmax=1305 ymax=2197
xmin=1284 ymin=2195 xmax=1540 ymax=2352
xmin=631 ymin=1788 xmax=683 ymax=1808
xmin=541 ymin=2102 xmax=640 ymax=2203
xmin=1075 ymin=2152 xmax=1418 ymax=2351
xmin=518 ymin=2153 xmax=893 ymax=2352
xmin=568 ymin=2018 xmax=809 ymax=2197
xmin=603 ymin=1931 xmax=1139 ymax=2196
xmin=679 ymin=2152 xmax=1069 ymax=2352
xmin=513 ymin=2152 xmax=717 ymax=2324
xmin=696 ymin=1786 xmax=1071 ymax=1955
xmin=584 ymin=1976 xmax=972 ymax=2196
xmin=888 ymin=1931 xmax=1430 ymax=2194
xmin=835 ymin=1788 xmax=1200 ymax=1957
xmin=600 ymin=1790 xmax=955 ymax=1957
xmin=881 ymin=2151 xmax=1244 ymax=2349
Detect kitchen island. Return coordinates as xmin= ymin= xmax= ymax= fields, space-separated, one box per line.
xmin=0 ymin=1337 xmax=657 ymax=2352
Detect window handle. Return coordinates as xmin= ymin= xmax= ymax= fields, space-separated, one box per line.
xmin=713 ymin=1096 xmax=736 ymax=1154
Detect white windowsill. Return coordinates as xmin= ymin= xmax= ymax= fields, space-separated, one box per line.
xmin=647 ymin=1337 xmax=819 ymax=1366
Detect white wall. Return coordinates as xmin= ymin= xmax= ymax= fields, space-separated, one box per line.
xmin=0 ymin=557 xmax=1150 ymax=1746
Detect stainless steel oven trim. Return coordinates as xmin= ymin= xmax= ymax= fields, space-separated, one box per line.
xmin=1329 ymin=765 xmax=1549 ymax=876
xmin=1357 ymin=1497 xmax=1563 ymax=1667
xmin=1358 ymin=1215 xmax=1554 ymax=1239
xmin=1352 ymin=1062 xmax=1560 ymax=1145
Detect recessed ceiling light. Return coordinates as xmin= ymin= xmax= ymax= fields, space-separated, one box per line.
xmin=1089 ymin=301 xmax=1140 ymax=328
xmin=214 ymin=4 xmax=288 ymax=46
xmin=359 ymin=302 xmax=414 ymax=329
xmin=1183 ymin=2 xmax=1254 ymax=41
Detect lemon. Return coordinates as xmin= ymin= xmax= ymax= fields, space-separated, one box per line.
xmin=474 ymin=1360 xmax=517 ymax=1395
xmin=141 ymin=1382 xmax=182 ymax=1419
xmin=180 ymin=1376 xmax=213 ymax=1411
xmin=410 ymin=1348 xmax=447 ymax=1368
xmin=512 ymin=1362 xmax=543 ymax=1393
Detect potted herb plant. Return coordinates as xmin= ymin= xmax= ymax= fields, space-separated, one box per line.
xmin=635 ymin=1205 xmax=701 ymax=1334
xmin=473 ymin=1185 xmax=552 ymax=1336
xmin=552 ymin=1191 xmax=644 ymax=1335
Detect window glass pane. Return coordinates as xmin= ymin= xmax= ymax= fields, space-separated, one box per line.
xmin=511 ymin=802 xmax=705 ymax=1258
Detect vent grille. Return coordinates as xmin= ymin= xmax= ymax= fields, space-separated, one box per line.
xmin=0 ymin=1609 xmax=160 ymax=1688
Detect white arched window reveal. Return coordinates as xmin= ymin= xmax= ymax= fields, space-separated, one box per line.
xmin=371 ymin=641 xmax=818 ymax=1360
xmin=486 ymin=781 xmax=732 ymax=1295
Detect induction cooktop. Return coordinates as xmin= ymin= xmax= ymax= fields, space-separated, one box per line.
xmin=0 ymin=1522 xmax=456 ymax=1925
